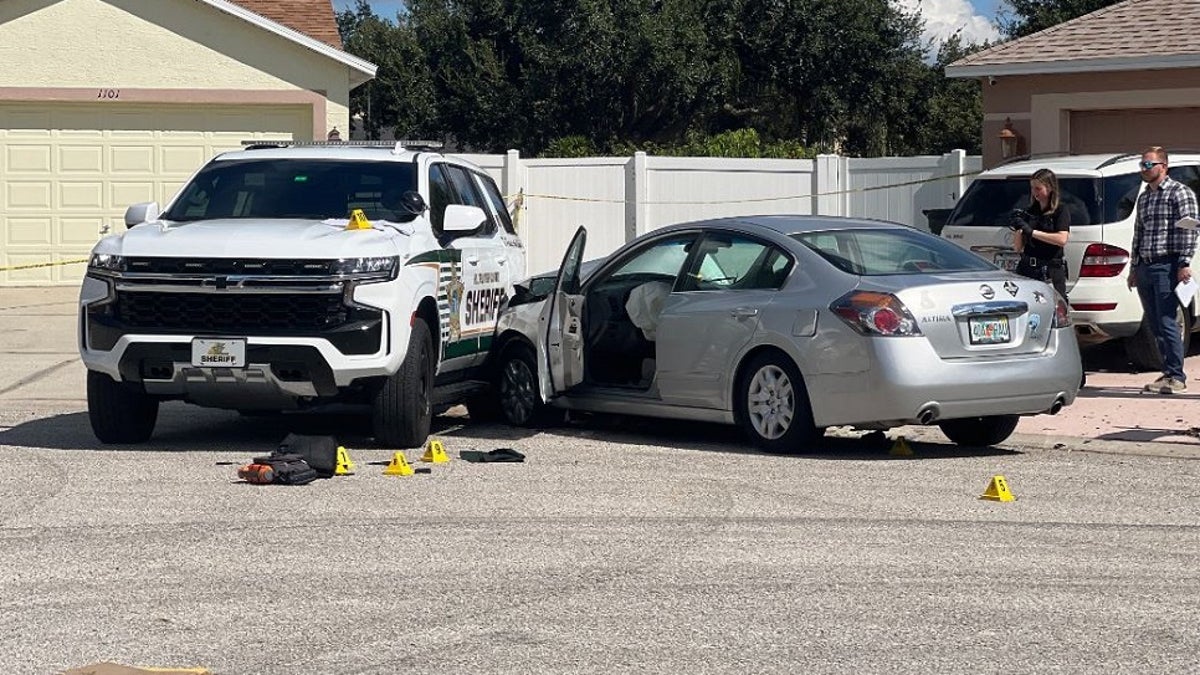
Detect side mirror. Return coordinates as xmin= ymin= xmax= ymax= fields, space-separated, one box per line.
xmin=442 ymin=204 xmax=487 ymax=234
xmin=124 ymin=202 xmax=160 ymax=227
xmin=397 ymin=190 xmax=426 ymax=216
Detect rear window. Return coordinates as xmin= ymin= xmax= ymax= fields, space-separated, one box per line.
xmin=946 ymin=176 xmax=1112 ymax=228
xmin=792 ymin=227 xmax=994 ymax=276
xmin=163 ymin=159 xmax=417 ymax=222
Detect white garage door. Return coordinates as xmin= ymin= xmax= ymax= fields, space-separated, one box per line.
xmin=1 ymin=102 xmax=309 ymax=285
xmin=1070 ymin=108 xmax=1200 ymax=155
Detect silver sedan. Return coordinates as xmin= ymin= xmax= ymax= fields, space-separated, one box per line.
xmin=488 ymin=216 xmax=1082 ymax=452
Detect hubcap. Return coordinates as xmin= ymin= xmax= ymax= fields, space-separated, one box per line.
xmin=500 ymin=357 xmax=537 ymax=423
xmin=747 ymin=364 xmax=795 ymax=440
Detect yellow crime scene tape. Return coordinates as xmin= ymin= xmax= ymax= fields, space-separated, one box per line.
xmin=508 ymin=168 xmax=983 ymax=206
xmin=0 ymin=258 xmax=90 ymax=273
xmin=2 ymin=168 xmax=980 ymax=273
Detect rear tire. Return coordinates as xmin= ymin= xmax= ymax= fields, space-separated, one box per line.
xmin=1124 ymin=303 xmax=1191 ymax=372
xmin=735 ymin=352 xmax=818 ymax=453
xmin=87 ymin=370 xmax=158 ymax=444
xmin=937 ymin=415 xmax=1019 ymax=447
xmin=372 ymin=319 xmax=434 ymax=448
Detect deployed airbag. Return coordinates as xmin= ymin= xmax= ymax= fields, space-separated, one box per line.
xmin=625 ymin=281 xmax=671 ymax=340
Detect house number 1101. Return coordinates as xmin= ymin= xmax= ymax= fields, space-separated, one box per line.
xmin=97 ymin=89 xmax=120 ymax=100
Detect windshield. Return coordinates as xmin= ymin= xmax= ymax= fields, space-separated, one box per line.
xmin=162 ymin=159 xmax=418 ymax=222
xmin=946 ymin=176 xmax=1111 ymax=228
xmin=793 ymin=227 xmax=994 ymax=275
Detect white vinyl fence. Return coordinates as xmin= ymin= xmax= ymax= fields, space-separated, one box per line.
xmin=459 ymin=150 xmax=981 ymax=276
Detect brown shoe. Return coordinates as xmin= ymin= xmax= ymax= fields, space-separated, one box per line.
xmin=1158 ymin=378 xmax=1187 ymax=394
xmin=1144 ymin=375 xmax=1169 ymax=392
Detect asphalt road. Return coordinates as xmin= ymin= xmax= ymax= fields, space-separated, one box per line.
xmin=3 ymin=286 xmax=1200 ymax=673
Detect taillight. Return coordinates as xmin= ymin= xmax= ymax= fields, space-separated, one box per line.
xmin=1052 ymin=297 xmax=1071 ymax=328
xmin=1079 ymin=243 xmax=1129 ymax=277
xmin=831 ymin=291 xmax=922 ymax=336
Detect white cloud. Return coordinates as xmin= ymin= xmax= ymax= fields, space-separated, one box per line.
xmin=896 ymin=0 xmax=1002 ymax=48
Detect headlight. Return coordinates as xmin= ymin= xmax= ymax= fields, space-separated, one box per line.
xmin=88 ymin=253 xmax=125 ymax=274
xmin=332 ymin=256 xmax=399 ymax=278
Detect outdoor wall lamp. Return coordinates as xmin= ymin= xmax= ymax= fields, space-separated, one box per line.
xmin=998 ymin=118 xmax=1019 ymax=159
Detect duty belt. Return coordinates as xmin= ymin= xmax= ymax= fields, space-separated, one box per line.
xmin=1021 ymin=256 xmax=1065 ymax=267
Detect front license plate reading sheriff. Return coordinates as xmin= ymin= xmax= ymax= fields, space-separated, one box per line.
xmin=994 ymin=251 xmax=1020 ymax=272
xmin=968 ymin=316 xmax=1011 ymax=345
xmin=191 ymin=338 xmax=247 ymax=368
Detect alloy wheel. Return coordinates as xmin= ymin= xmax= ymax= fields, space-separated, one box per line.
xmin=747 ymin=364 xmax=795 ymax=440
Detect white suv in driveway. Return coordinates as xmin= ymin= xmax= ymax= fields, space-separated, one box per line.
xmin=941 ymin=153 xmax=1200 ymax=370
xmin=80 ymin=141 xmax=525 ymax=446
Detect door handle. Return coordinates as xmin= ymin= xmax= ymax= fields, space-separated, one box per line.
xmin=465 ymin=255 xmax=480 ymax=265
xmin=731 ymin=307 xmax=759 ymax=320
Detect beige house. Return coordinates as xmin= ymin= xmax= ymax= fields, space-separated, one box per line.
xmin=946 ymin=0 xmax=1200 ymax=168
xmin=0 ymin=0 xmax=376 ymax=285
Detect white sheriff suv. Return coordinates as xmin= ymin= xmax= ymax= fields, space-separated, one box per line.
xmin=941 ymin=152 xmax=1200 ymax=370
xmin=79 ymin=141 xmax=524 ymax=446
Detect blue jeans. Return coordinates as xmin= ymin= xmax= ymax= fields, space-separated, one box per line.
xmin=1134 ymin=261 xmax=1186 ymax=381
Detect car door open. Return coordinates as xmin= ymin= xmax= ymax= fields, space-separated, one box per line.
xmin=537 ymin=226 xmax=587 ymax=401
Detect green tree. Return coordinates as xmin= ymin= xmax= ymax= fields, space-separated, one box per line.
xmin=998 ymin=0 xmax=1121 ymax=38
xmin=338 ymin=0 xmax=974 ymax=157
xmin=726 ymin=0 xmax=928 ymax=155
xmin=921 ymin=34 xmax=988 ymax=155
xmin=338 ymin=2 xmax=436 ymax=140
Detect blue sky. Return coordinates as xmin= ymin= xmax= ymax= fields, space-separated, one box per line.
xmin=332 ymin=0 xmax=1006 ymax=46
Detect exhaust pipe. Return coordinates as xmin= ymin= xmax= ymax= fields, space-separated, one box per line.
xmin=1049 ymin=396 xmax=1065 ymax=415
xmin=917 ymin=405 xmax=939 ymax=425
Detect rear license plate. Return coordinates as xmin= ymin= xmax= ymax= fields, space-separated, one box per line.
xmin=968 ymin=316 xmax=1011 ymax=345
xmin=191 ymin=338 xmax=247 ymax=368
xmin=994 ymin=251 xmax=1020 ymax=272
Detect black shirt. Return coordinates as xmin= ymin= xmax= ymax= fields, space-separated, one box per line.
xmin=1022 ymin=202 xmax=1070 ymax=261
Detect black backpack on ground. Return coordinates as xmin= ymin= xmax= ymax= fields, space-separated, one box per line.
xmin=276 ymin=433 xmax=340 ymax=478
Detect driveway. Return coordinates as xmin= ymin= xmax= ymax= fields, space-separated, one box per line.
xmin=4 ymin=284 xmax=1198 ymax=456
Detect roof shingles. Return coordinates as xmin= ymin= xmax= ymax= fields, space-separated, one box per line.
xmin=230 ymin=0 xmax=343 ymax=50
xmin=950 ymin=0 xmax=1200 ymax=71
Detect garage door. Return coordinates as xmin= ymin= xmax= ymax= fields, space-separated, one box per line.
xmin=1070 ymin=107 xmax=1200 ymax=155
xmin=1 ymin=103 xmax=309 ymax=285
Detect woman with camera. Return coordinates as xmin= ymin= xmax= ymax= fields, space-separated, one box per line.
xmin=1012 ymin=168 xmax=1071 ymax=299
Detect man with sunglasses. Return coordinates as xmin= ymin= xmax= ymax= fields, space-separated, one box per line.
xmin=1129 ymin=146 xmax=1199 ymax=394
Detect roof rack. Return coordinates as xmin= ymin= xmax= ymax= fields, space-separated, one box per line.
xmin=1095 ymin=152 xmax=1140 ymax=169
xmin=239 ymin=139 xmax=446 ymax=153
xmin=993 ymin=150 xmax=1078 ymax=168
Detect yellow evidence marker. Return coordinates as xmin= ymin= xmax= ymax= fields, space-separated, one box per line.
xmin=334 ymin=446 xmax=356 ymax=475
xmin=345 ymin=208 xmax=372 ymax=230
xmin=979 ymin=475 xmax=1015 ymax=502
xmin=383 ymin=451 xmax=415 ymax=476
xmin=421 ymin=438 xmax=450 ymax=463
xmin=889 ymin=436 xmax=914 ymax=457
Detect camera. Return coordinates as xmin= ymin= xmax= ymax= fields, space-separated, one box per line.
xmin=1006 ymin=209 xmax=1032 ymax=231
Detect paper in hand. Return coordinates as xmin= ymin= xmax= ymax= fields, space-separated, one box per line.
xmin=1175 ymin=277 xmax=1198 ymax=306
xmin=1175 ymin=216 xmax=1200 ymax=230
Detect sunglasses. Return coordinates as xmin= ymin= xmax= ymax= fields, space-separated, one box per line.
xmin=1140 ymin=160 xmax=1164 ymax=170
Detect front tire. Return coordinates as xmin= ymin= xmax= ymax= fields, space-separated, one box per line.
xmin=372 ymin=319 xmax=434 ymax=448
xmin=496 ymin=343 xmax=556 ymax=427
xmin=735 ymin=352 xmax=817 ymax=453
xmin=937 ymin=415 xmax=1019 ymax=447
xmin=87 ymin=370 xmax=158 ymax=444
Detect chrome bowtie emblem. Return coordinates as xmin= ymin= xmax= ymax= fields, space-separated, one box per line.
xmin=979 ymin=284 xmax=995 ymax=300
xmin=1004 ymin=280 xmax=1019 ymax=297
